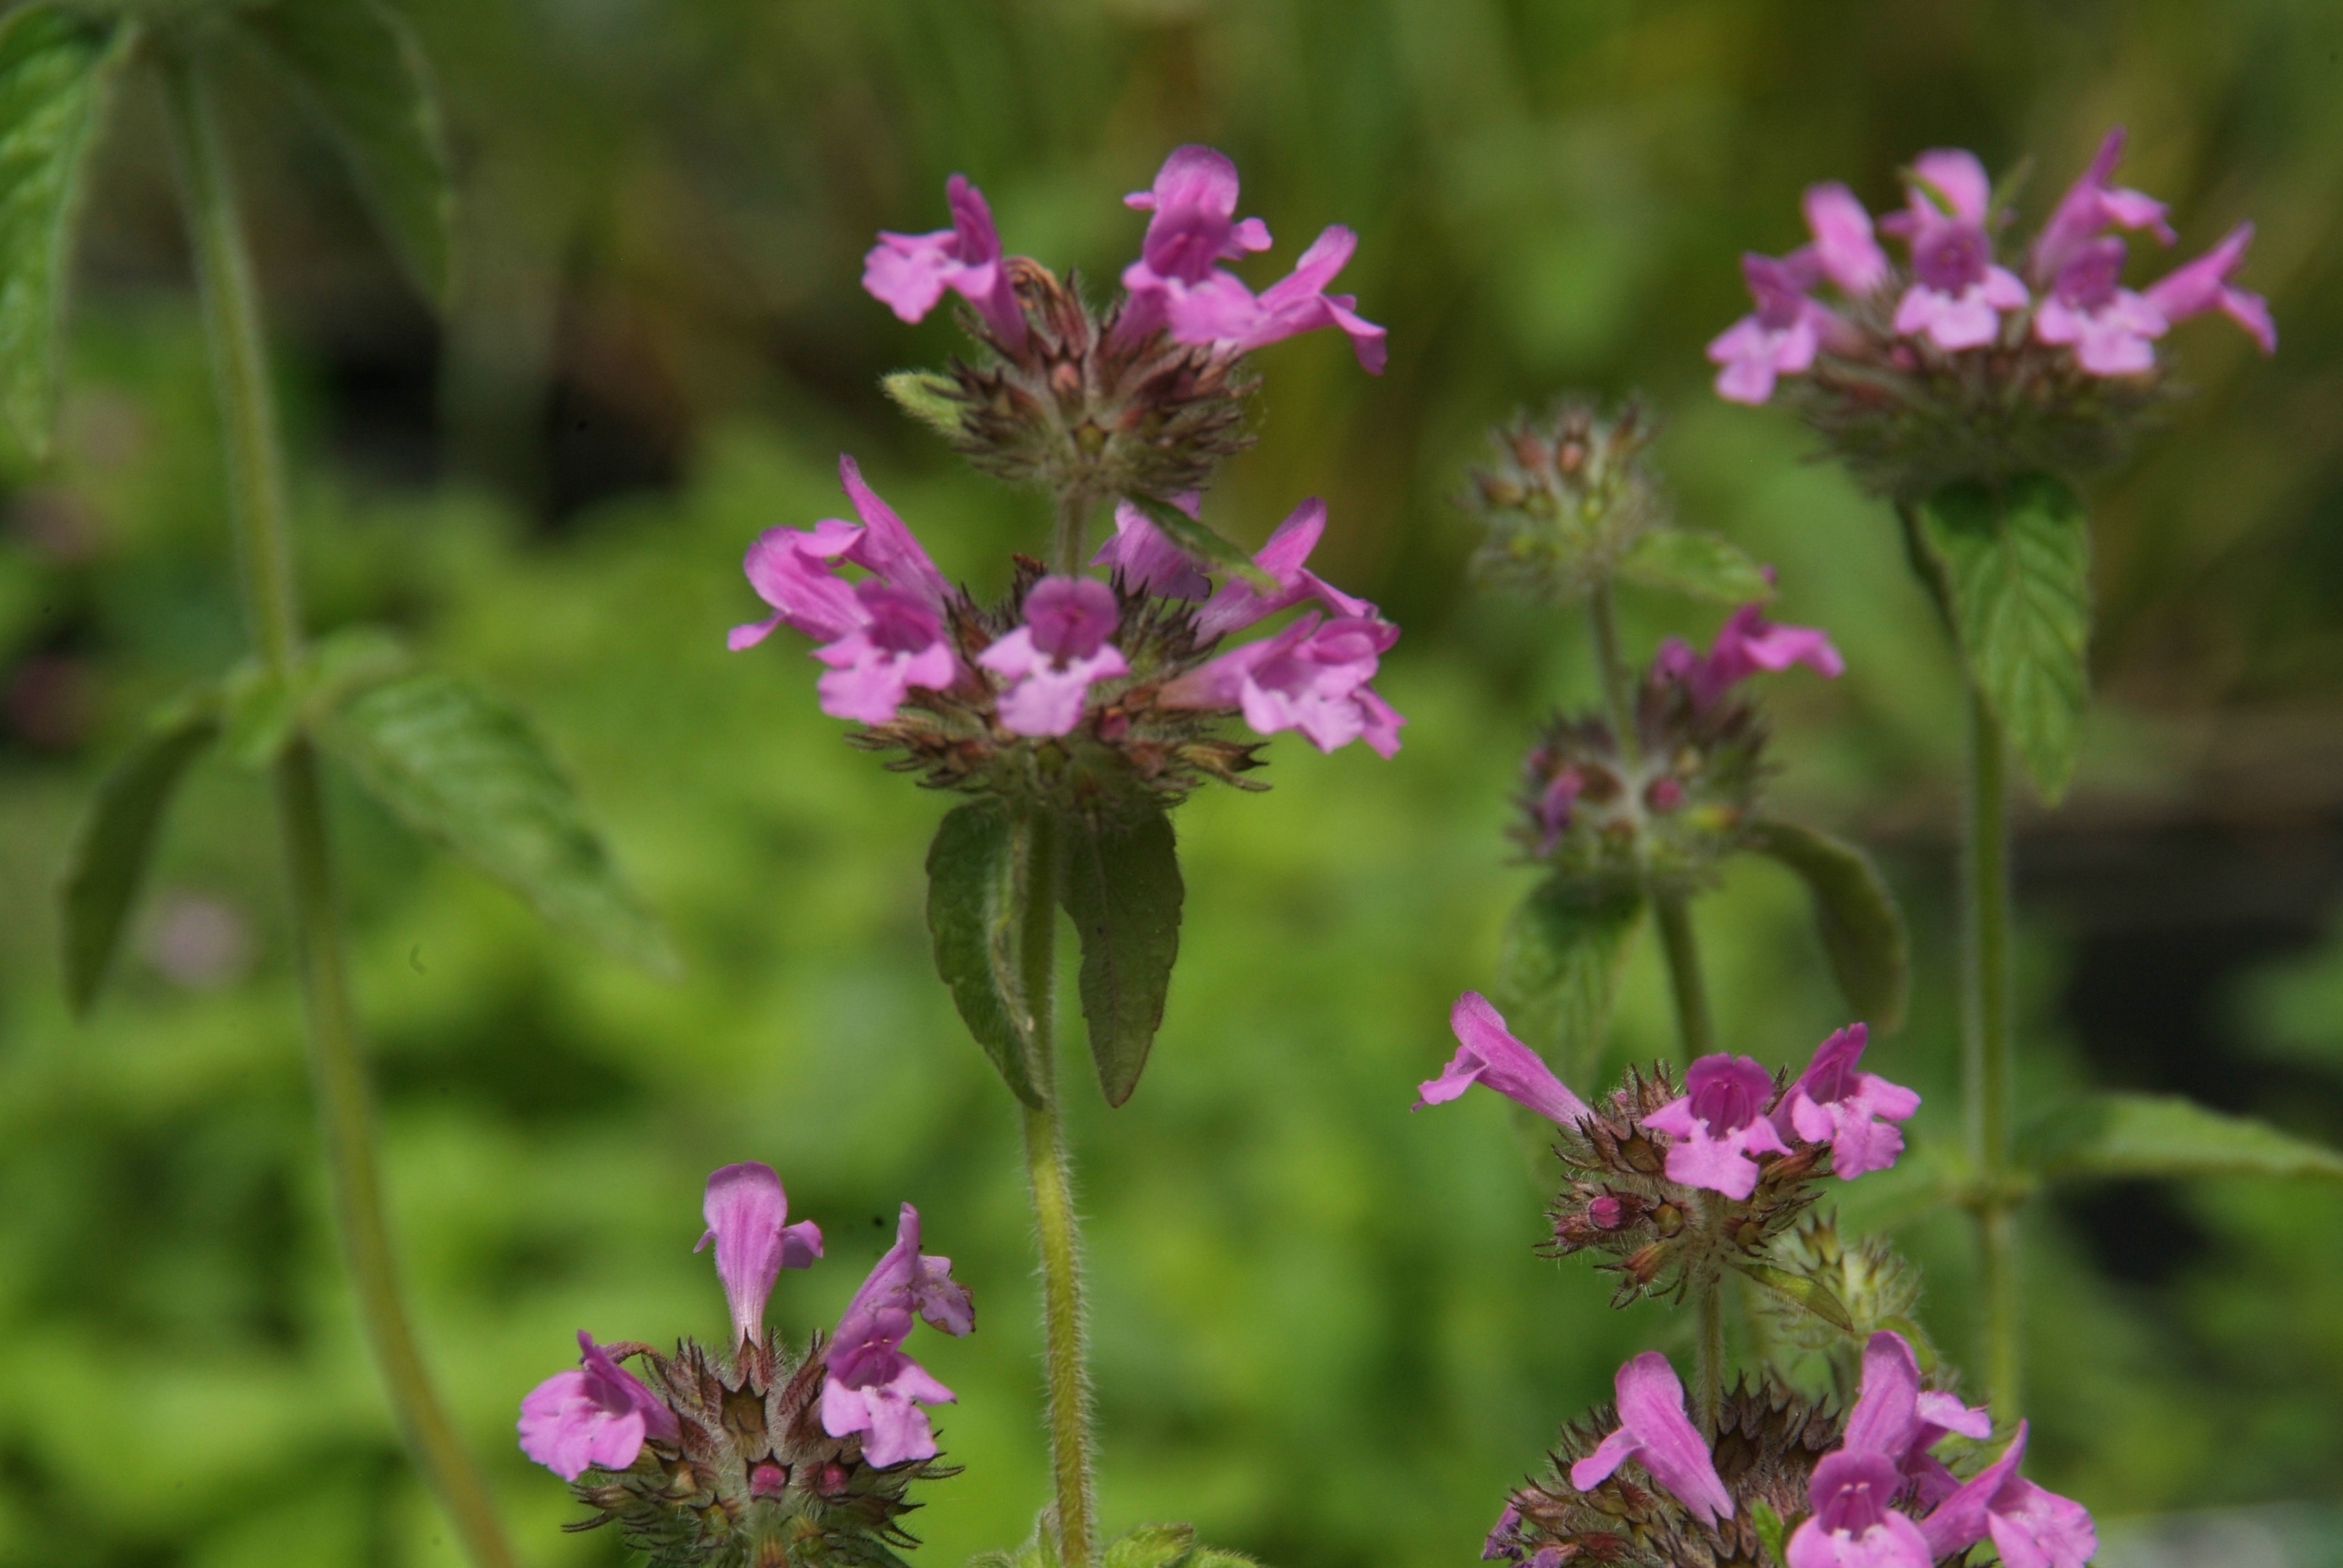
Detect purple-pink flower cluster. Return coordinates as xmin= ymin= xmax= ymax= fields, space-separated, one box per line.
xmin=1710 ymin=127 xmax=2274 ymax=404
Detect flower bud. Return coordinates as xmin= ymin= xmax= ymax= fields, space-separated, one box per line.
xmin=1460 ymin=400 xmax=1668 ymax=603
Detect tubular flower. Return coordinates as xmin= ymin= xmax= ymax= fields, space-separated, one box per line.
xmin=1191 ymin=497 xmax=1376 ymax=639
xmin=1162 ymin=609 xmax=1403 ymax=756
xmin=1094 ymin=494 xmax=1213 ymax=600
xmin=1772 ymin=1025 xmax=1920 ymax=1180
xmin=821 ymin=1204 xmax=976 ymax=1468
xmin=1805 ymin=182 xmax=1890 ymax=293
xmin=1708 ymin=252 xmax=1834 ymax=405
xmin=1642 ymin=1053 xmax=1790 ymax=1201
xmin=1917 ymin=1424 xmax=2097 ymax=1568
xmin=863 ymin=173 xmax=1028 ymax=350
xmin=977 ymin=576 xmax=1131 ymax=738
xmin=1567 ymin=1353 xmax=1735 ymax=1528
xmin=694 ymin=1162 xmax=823 ymax=1346
xmin=1655 ymin=593 xmax=1844 ymax=710
xmin=1788 ymin=1450 xmax=1935 ymax=1568
xmin=519 ymin=1332 xmax=683 ymax=1481
xmin=2142 ymin=221 xmax=2277 ymax=354
xmin=1887 ymin=149 xmax=2030 ymax=351
xmin=2028 ymin=126 xmax=2176 ymax=287
xmin=1415 ymin=990 xmax=1593 ymax=1126
xmin=2033 ymin=237 xmax=2171 ymax=374
xmin=1839 ymin=1331 xmax=1992 ymax=1506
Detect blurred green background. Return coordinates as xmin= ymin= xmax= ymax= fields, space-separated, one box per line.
xmin=5 ymin=0 xmax=2343 ymax=1564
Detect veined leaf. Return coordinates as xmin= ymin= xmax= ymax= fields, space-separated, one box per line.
xmin=1059 ymin=805 xmax=1181 ymax=1107
xmin=57 ymin=703 xmax=220 ymax=1014
xmin=1918 ymin=474 xmax=2091 ymax=802
xmin=1494 ymin=880 xmax=1642 ymax=1084
xmin=220 ymin=624 xmax=412 ymax=768
xmin=1731 ymin=1259 xmax=1855 ymax=1332
xmin=243 ymin=0 xmax=450 ymax=303
xmin=0 ymin=7 xmax=129 ymax=457
xmin=2026 ymin=1092 xmax=2343 ymax=1184
xmin=1125 ymin=493 xmax=1276 ymax=591
xmin=1615 ymin=527 xmax=1772 ymax=605
xmin=1102 ymin=1524 xmax=1197 ymax=1568
xmin=925 ymin=801 xmax=1045 ymax=1108
xmin=320 ymin=671 xmax=675 ymax=974
xmin=1747 ymin=818 xmax=1909 ymax=1032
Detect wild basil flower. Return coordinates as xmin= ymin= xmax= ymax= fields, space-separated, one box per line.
xmin=1707 ymin=251 xmax=1837 ymax=405
xmin=862 ymin=173 xmax=1028 ymax=350
xmin=1883 ymin=149 xmax=2031 ymax=351
xmin=1415 ymin=991 xmax=1592 ymax=1126
xmin=821 ymin=1204 xmax=976 ymax=1468
xmin=518 ymin=1331 xmax=682 ymax=1481
xmin=977 ymin=576 xmax=1131 ymax=738
xmin=1121 ymin=146 xmax=1387 ymax=373
xmin=1643 ymin=1053 xmax=1790 ymax=1201
xmin=1789 ymin=1450 xmax=1935 ymax=1568
xmin=1094 ymin=496 xmax=1213 ymax=599
xmin=695 ymin=1161 xmax=824 ymax=1346
xmin=1653 ymin=594 xmax=1845 ymax=710
xmin=1839 ymin=1330 xmax=1991 ymax=1506
xmin=2143 ymin=221 xmax=2276 ymax=353
xmin=1568 ymin=1352 xmax=1734 ymax=1528
xmin=1918 ymin=1424 xmax=2096 ymax=1568
xmin=1805 ymin=182 xmax=1890 ymax=292
xmin=1190 ymin=497 xmax=1376 ymax=639
xmin=2028 ymin=126 xmax=2176 ymax=286
xmin=1162 ymin=609 xmax=1403 ymax=756
xmin=1773 ymin=1024 xmax=1920 ymax=1180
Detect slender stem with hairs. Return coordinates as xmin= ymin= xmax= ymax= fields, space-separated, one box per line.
xmin=162 ymin=50 xmax=519 ymax=1568
xmin=1016 ymin=812 xmax=1098 ymax=1565
xmin=1963 ymin=685 xmax=2021 ymax=1417
xmin=1053 ymin=492 xmax=1091 ymax=577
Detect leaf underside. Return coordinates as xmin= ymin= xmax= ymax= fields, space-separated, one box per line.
xmin=1493 ymin=879 xmax=1643 ymax=1085
xmin=1059 ymin=805 xmax=1183 ymax=1107
xmin=320 ymin=672 xmax=675 ymax=974
xmin=57 ymin=708 xmax=220 ymax=1015
xmin=1919 ymin=473 xmax=2091 ymax=802
xmin=1748 ymin=818 xmax=1910 ymax=1032
xmin=2026 ymin=1092 xmax=2343 ymax=1184
xmin=924 ymin=801 xmax=1045 ymax=1108
xmin=1614 ymin=527 xmax=1773 ymax=605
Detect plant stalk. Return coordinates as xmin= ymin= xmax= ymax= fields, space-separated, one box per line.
xmin=1587 ymin=583 xmax=1641 ymax=766
xmin=1654 ymin=894 xmax=1715 ymax=1061
xmin=1694 ymin=1265 xmax=1726 ymax=1434
xmin=1053 ymin=492 xmax=1091 ymax=578
xmin=163 ymin=51 xmax=520 ymax=1568
xmin=1962 ymin=684 xmax=2021 ymax=1417
xmin=1017 ymin=812 xmax=1098 ymax=1566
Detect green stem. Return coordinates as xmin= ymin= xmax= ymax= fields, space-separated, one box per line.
xmin=162 ymin=51 xmax=519 ymax=1568
xmin=1053 ymin=492 xmax=1091 ymax=578
xmin=1694 ymin=1266 xmax=1726 ymax=1434
xmin=1654 ymin=894 xmax=1715 ymax=1061
xmin=1017 ymin=813 xmax=1097 ymax=1566
xmin=1963 ymin=684 xmax=2021 ymax=1418
xmin=1587 ymin=583 xmax=1642 ymax=766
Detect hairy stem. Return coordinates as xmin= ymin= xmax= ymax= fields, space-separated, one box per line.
xmin=1694 ymin=1267 xmax=1726 ymax=1434
xmin=163 ymin=51 xmax=519 ymax=1568
xmin=1053 ymin=491 xmax=1091 ymax=578
xmin=1963 ymin=685 xmax=2021 ymax=1417
xmin=1017 ymin=812 xmax=1097 ymax=1565
xmin=1587 ymin=583 xmax=1642 ymax=766
xmin=1654 ymin=894 xmax=1715 ymax=1061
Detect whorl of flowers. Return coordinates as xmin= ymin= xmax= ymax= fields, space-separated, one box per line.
xmin=1709 ymin=128 xmax=2274 ymax=497
xmin=1463 ymin=400 xmax=1669 ymax=603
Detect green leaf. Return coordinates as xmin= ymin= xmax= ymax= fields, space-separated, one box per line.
xmin=925 ymin=801 xmax=1045 ymax=1108
xmin=1614 ymin=527 xmax=1773 ymax=605
xmin=57 ymin=704 xmax=220 ymax=1015
xmin=319 ymin=672 xmax=675 ymax=974
xmin=1748 ymin=1499 xmax=1789 ymax=1568
xmin=1493 ymin=880 xmax=1643 ymax=1084
xmin=220 ymin=625 xmax=412 ymax=769
xmin=882 ymin=370 xmax=966 ymax=440
xmin=242 ymin=0 xmax=451 ymax=304
xmin=1747 ymin=818 xmax=1909 ymax=1032
xmin=1102 ymin=1523 xmax=1196 ymax=1568
xmin=0 ymin=7 xmax=129 ymax=458
xmin=1917 ymin=474 xmax=2091 ymax=802
xmin=1058 ymin=806 xmax=1182 ymax=1107
xmin=2026 ymin=1092 xmax=2343 ymax=1184
xmin=1730 ymin=1259 xmax=1855 ymax=1332
xmin=1124 ymin=493 xmax=1277 ymax=592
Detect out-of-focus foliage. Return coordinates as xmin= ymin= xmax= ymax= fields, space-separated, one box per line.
xmin=3 ymin=1 xmax=2342 ymax=1566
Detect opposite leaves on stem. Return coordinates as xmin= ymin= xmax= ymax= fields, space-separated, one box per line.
xmin=1917 ymin=473 xmax=2092 ymax=802
xmin=925 ymin=801 xmax=1047 ymax=1108
xmin=1060 ymin=805 xmax=1183 ymax=1107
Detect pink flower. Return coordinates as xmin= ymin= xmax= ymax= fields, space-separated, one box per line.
xmin=1707 ymin=252 xmax=1834 ymax=405
xmin=517 ymin=1331 xmax=681 ymax=1480
xmin=2028 ymin=127 xmax=2176 ymax=288
xmin=694 ymin=1162 xmax=823 ymax=1346
xmin=1805 ymin=182 xmax=1890 ymax=294
xmin=1643 ymin=1053 xmax=1790 ymax=1201
xmin=821 ymin=1204 xmax=974 ymax=1468
xmin=1160 ymin=609 xmax=1404 ymax=756
xmin=863 ymin=174 xmax=1028 ymax=350
xmin=1414 ymin=991 xmax=1593 ymax=1126
xmin=1093 ymin=494 xmax=1213 ymax=600
xmin=730 ymin=458 xmax=960 ymax=725
xmin=2033 ymin=237 xmax=2171 ymax=375
xmin=1886 ymin=150 xmax=2030 ymax=351
xmin=1569 ymin=1352 xmax=1735 ymax=1528
xmin=1918 ymin=1424 xmax=2096 ymax=1568
xmin=1534 ymin=769 xmax=1582 ymax=856
xmin=1839 ymin=1331 xmax=1991 ymax=1507
xmin=1657 ymin=594 xmax=1845 ymax=710
xmin=1773 ymin=1025 xmax=1921 ymax=1180
xmin=1788 ymin=1450 xmax=1934 ymax=1568
xmin=1120 ymin=148 xmax=1386 ymax=373
xmin=976 ymin=576 xmax=1129 ymax=737
xmin=2142 ymin=222 xmax=2276 ymax=355
xmin=1191 ymin=498 xmax=1376 ymax=640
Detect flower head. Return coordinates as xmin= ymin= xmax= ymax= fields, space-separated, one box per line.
xmin=976 ymin=576 xmax=1131 ymax=738
xmin=863 ymin=174 xmax=1028 ymax=349
xmin=1773 ymin=1025 xmax=1920 ymax=1180
xmin=1162 ymin=609 xmax=1404 ymax=756
xmin=1415 ymin=991 xmax=1593 ymax=1126
xmin=1888 ymin=149 xmax=2031 ymax=351
xmin=517 ymin=1331 xmax=682 ymax=1480
xmin=1124 ymin=145 xmax=1273 ymax=287
xmin=1788 ymin=1451 xmax=1934 ymax=1568
xmin=694 ymin=1162 xmax=824 ymax=1346
xmin=1567 ymin=1352 xmax=1734 ymax=1528
xmin=1643 ymin=1053 xmax=1790 ymax=1200
xmin=821 ymin=1204 xmax=975 ymax=1468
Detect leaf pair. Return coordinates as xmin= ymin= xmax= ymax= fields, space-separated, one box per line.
xmin=926 ymin=801 xmax=1183 ymax=1109
xmin=1494 ymin=821 xmax=1907 ymax=1082
xmin=0 ymin=0 xmax=450 ymax=456
xmin=58 ymin=643 xmax=672 ymax=1014
xmin=1914 ymin=474 xmax=2091 ymax=802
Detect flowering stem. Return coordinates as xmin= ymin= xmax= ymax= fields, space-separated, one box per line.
xmin=1962 ymin=685 xmax=2021 ymax=1417
xmin=1016 ymin=812 xmax=1098 ymax=1566
xmin=1694 ymin=1264 xmax=1727 ymax=1434
xmin=162 ymin=50 xmax=519 ymax=1568
xmin=1587 ymin=583 xmax=1642 ymax=766
xmin=1653 ymin=894 xmax=1715 ymax=1060
xmin=1053 ymin=492 xmax=1091 ymax=577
